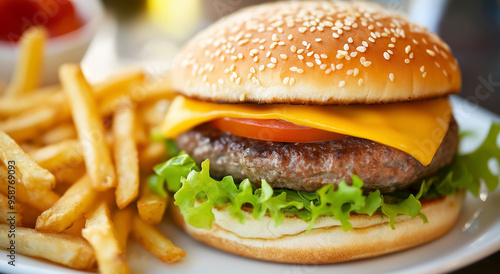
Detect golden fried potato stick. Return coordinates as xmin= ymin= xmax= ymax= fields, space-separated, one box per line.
xmin=0 ymin=192 xmax=24 ymax=226
xmin=0 ymin=130 xmax=55 ymax=190
xmin=63 ymin=217 xmax=86 ymax=237
xmin=0 ymin=164 xmax=59 ymax=212
xmin=112 ymin=207 xmax=133 ymax=251
xmin=93 ymin=68 xmax=145 ymax=100
xmin=36 ymin=176 xmax=98 ymax=233
xmin=0 ymin=85 xmax=60 ymax=118
xmin=113 ymin=98 xmax=140 ymax=209
xmin=137 ymin=179 xmax=168 ymax=224
xmin=52 ymin=162 xmax=86 ymax=185
xmin=0 ymin=93 xmax=69 ymax=142
xmin=30 ymin=139 xmax=83 ymax=171
xmin=59 ymin=64 xmax=116 ymax=190
xmin=0 ymin=224 xmax=96 ymax=270
xmin=138 ymin=142 xmax=166 ymax=173
xmin=4 ymin=27 xmax=47 ymax=97
xmin=131 ymin=213 xmax=185 ymax=263
xmin=82 ymin=201 xmax=130 ymax=274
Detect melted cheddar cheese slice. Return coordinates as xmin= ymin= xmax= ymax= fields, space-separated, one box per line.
xmin=162 ymin=96 xmax=452 ymax=166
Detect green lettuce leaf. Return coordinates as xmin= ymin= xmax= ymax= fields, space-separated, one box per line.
xmin=152 ymin=123 xmax=500 ymax=231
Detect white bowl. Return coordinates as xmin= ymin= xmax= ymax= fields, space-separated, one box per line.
xmin=0 ymin=0 xmax=104 ymax=86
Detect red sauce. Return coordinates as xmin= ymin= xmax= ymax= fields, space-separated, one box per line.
xmin=0 ymin=0 xmax=84 ymax=42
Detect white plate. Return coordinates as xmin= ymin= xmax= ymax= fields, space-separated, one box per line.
xmin=1 ymin=96 xmax=500 ymax=274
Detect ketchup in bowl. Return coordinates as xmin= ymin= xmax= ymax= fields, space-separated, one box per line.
xmin=0 ymin=0 xmax=84 ymax=42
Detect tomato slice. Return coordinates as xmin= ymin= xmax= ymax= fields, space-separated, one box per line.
xmin=210 ymin=118 xmax=345 ymax=143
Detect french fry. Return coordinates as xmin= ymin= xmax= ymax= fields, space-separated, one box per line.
xmin=36 ymin=176 xmax=98 ymax=233
xmin=4 ymin=27 xmax=47 ymax=97
xmin=113 ymin=97 xmax=139 ymax=209
xmin=82 ymin=201 xmax=130 ymax=274
xmin=40 ymin=122 xmax=77 ymax=145
xmin=0 ymin=85 xmax=60 ymax=118
xmin=139 ymin=142 xmax=166 ymax=173
xmin=20 ymin=203 xmax=41 ymax=228
xmin=134 ymin=114 xmax=148 ymax=147
xmin=137 ymin=179 xmax=168 ymax=224
xmin=63 ymin=217 xmax=86 ymax=237
xmin=0 ymin=164 xmax=60 ymax=212
xmin=138 ymin=99 xmax=171 ymax=129
xmin=131 ymin=213 xmax=185 ymax=263
xmin=52 ymin=162 xmax=86 ymax=185
xmin=94 ymin=69 xmax=145 ymax=100
xmin=0 ymin=130 xmax=55 ymax=190
xmin=112 ymin=207 xmax=133 ymax=251
xmin=0 ymin=192 xmax=24 ymax=226
xmin=59 ymin=64 xmax=116 ymax=190
xmin=29 ymin=139 xmax=83 ymax=172
xmin=0 ymin=224 xmax=96 ymax=270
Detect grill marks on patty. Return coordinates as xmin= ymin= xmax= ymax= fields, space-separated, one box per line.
xmin=176 ymin=119 xmax=458 ymax=193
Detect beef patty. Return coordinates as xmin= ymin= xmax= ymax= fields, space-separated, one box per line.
xmin=176 ymin=118 xmax=458 ymax=193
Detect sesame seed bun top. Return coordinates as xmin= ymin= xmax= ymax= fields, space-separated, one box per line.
xmin=171 ymin=1 xmax=461 ymax=105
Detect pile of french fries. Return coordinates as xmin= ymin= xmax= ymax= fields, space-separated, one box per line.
xmin=0 ymin=27 xmax=183 ymax=273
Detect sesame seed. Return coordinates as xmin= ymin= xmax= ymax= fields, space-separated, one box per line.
xmin=350 ymin=52 xmax=358 ymax=58
xmin=253 ymin=56 xmax=259 ymax=62
xmin=259 ymin=65 xmax=265 ymax=71
xmin=290 ymin=66 xmax=298 ymax=72
xmin=358 ymin=78 xmax=364 ymax=86
xmin=348 ymin=37 xmax=353 ymax=43
xmin=288 ymin=34 xmax=293 ymax=40
xmin=238 ymin=39 xmax=249 ymax=46
xmin=420 ymin=66 xmax=425 ymax=72
xmin=308 ymin=52 xmax=315 ymax=57
xmin=224 ymin=68 xmax=230 ymax=74
xmin=321 ymin=54 xmax=328 ymax=58
xmin=426 ymin=49 xmax=436 ymax=56
xmin=272 ymin=34 xmax=279 ymax=42
xmin=236 ymin=77 xmax=241 ymax=84
xmin=357 ymin=46 xmax=366 ymax=52
xmin=368 ymin=37 xmax=375 ymax=43
xmin=268 ymin=63 xmax=276 ymax=68
xmin=250 ymin=49 xmax=259 ymax=56
xmin=362 ymin=41 xmax=368 ymax=47
xmin=306 ymin=62 xmax=314 ymax=67
xmin=302 ymin=41 xmax=308 ymax=46
xmin=314 ymin=53 xmax=319 ymax=59
xmin=353 ymin=68 xmax=359 ymax=76
xmin=299 ymin=27 xmax=307 ymax=33
xmin=237 ymin=53 xmax=243 ymax=59
xmin=325 ymin=68 xmax=332 ymax=74
xmin=343 ymin=44 xmax=349 ymax=50
xmin=320 ymin=64 xmax=327 ymax=70
xmin=218 ymin=79 xmax=224 ymax=84
xmin=383 ymin=52 xmax=390 ymax=60
xmin=230 ymin=64 xmax=235 ymax=71
xmin=435 ymin=61 xmax=441 ymax=68
xmin=409 ymin=52 xmax=414 ymax=59
xmin=336 ymin=63 xmax=344 ymax=70
xmin=339 ymin=80 xmax=346 ymax=87
xmin=388 ymin=43 xmax=395 ymax=48
xmin=422 ymin=72 xmax=427 ymax=78
xmin=250 ymin=67 xmax=256 ymax=73
xmin=289 ymin=78 xmax=296 ymax=86
xmin=391 ymin=37 xmax=396 ymax=43
xmin=332 ymin=33 xmax=339 ymax=38
xmin=266 ymin=51 xmax=271 ymax=58
xmin=290 ymin=45 xmax=297 ymax=53
xmin=297 ymin=49 xmax=304 ymax=54
xmin=283 ymin=77 xmax=289 ymax=85
xmin=389 ymin=73 xmax=394 ymax=82
xmin=259 ymin=45 xmax=265 ymax=50
xmin=270 ymin=42 xmax=278 ymax=49
xmin=298 ymin=55 xmax=304 ymax=60
xmin=412 ymin=39 xmax=419 ymax=45
xmin=315 ymin=59 xmax=322 ymax=65
xmin=363 ymin=61 xmax=372 ymax=67
xmin=271 ymin=57 xmax=277 ymax=63
xmin=404 ymin=58 xmax=410 ymax=64
xmin=297 ymin=68 xmax=304 ymax=74
xmin=347 ymin=69 xmax=354 ymax=75
xmin=405 ymin=45 xmax=411 ymax=54
xmin=280 ymin=54 xmax=288 ymax=60
xmin=231 ymin=56 xmax=238 ymax=61
xmin=259 ymin=39 xmax=266 ymax=44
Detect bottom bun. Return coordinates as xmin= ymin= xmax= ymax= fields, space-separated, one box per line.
xmin=171 ymin=191 xmax=465 ymax=264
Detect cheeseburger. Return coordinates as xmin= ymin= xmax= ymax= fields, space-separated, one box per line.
xmin=153 ymin=1 xmax=467 ymax=264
